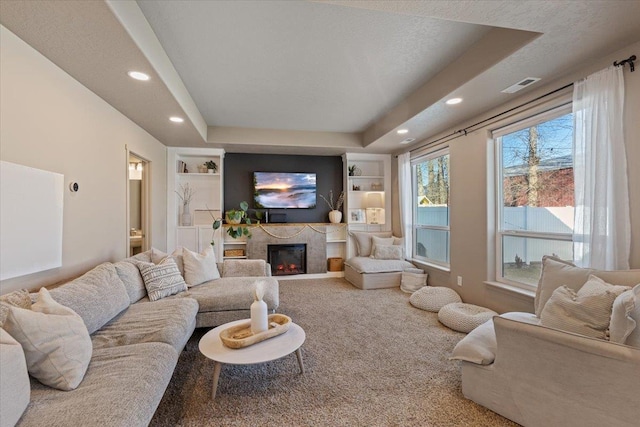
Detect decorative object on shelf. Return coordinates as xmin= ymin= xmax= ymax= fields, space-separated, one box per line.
xmin=320 ymin=190 xmax=344 ymax=223
xmin=349 ymin=208 xmax=366 ymax=224
xmin=219 ymin=313 xmax=291 ymax=349
xmin=348 ymin=164 xmax=356 ymax=176
xmin=250 ymin=281 xmax=268 ymax=334
xmin=366 ymin=192 xmax=384 ymax=224
xmin=204 ymin=160 xmax=218 ymax=173
xmin=352 ymin=184 xmax=360 ymax=191
xmin=371 ymin=182 xmax=383 ymax=191
xmin=175 ymin=183 xmax=194 ymax=226
xmin=197 ymin=164 xmax=207 ymax=173
xmin=211 ymin=201 xmax=264 ymax=242
xmin=224 ymin=248 xmax=245 ymax=257
xmin=327 ymin=257 xmax=343 ymax=271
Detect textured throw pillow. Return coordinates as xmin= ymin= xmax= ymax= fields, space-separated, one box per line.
xmin=2 ymin=288 xmax=92 ymax=391
xmin=182 ymin=246 xmax=220 ymax=287
xmin=137 ymin=257 xmax=187 ymax=301
xmin=0 ymin=289 xmax=32 ymax=327
xmin=540 ymin=275 xmax=630 ymax=339
xmin=609 ymin=284 xmax=640 ymax=347
xmin=370 ymin=236 xmax=396 ymax=258
xmin=372 ymin=244 xmax=403 ymax=260
xmin=150 ymin=247 xmax=185 ymax=277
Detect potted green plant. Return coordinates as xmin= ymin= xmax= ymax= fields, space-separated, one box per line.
xmin=204 ymin=160 xmax=218 ymax=174
xmin=211 ymin=201 xmax=264 ymax=241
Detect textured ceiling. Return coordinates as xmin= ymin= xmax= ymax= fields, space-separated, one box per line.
xmin=1 ymin=0 xmax=639 ymax=155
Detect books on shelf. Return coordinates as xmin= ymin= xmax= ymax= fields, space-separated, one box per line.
xmin=177 ymin=160 xmax=187 ymax=173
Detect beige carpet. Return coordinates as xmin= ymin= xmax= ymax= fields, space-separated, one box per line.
xmin=150 ymin=278 xmax=516 ymax=426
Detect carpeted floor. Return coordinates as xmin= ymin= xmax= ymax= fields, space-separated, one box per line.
xmin=150 ymin=278 xmax=516 ymax=426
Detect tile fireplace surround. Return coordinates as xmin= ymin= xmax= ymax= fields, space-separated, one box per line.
xmin=246 ymin=224 xmax=328 ymax=274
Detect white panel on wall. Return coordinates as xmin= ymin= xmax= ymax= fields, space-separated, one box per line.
xmin=0 ymin=161 xmax=64 ymax=280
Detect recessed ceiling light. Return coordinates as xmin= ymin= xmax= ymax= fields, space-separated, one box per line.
xmin=397 ymin=129 xmax=409 ymax=135
xmin=127 ymin=71 xmax=150 ymax=81
xmin=446 ymin=97 xmax=463 ymax=105
xmin=400 ymin=138 xmax=415 ymax=145
xmin=169 ymin=116 xmax=184 ymax=123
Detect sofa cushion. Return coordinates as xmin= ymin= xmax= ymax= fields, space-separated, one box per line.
xmin=114 ymin=260 xmax=147 ymax=303
xmin=370 ymin=235 xmax=396 ymax=257
xmin=186 ymin=277 xmax=279 ymax=312
xmin=0 ymin=328 xmax=30 ymax=427
xmin=91 ymin=298 xmax=198 ymax=352
xmin=19 ymin=342 xmax=179 ymax=427
xmin=182 ymin=246 xmax=221 ymax=286
xmin=450 ymin=312 xmax=539 ymax=365
xmin=610 ymin=284 xmax=640 ymax=347
xmin=49 ymin=262 xmax=130 ymax=334
xmin=0 ymin=288 xmax=32 ymax=327
xmin=540 ymin=275 xmax=630 ymax=339
xmin=3 ymin=288 xmax=92 ymax=390
xmin=222 ymin=259 xmax=268 ymax=277
xmin=344 ymin=256 xmax=415 ymax=273
xmin=535 ymin=256 xmax=640 ymax=317
xmin=137 ymin=257 xmax=187 ymax=301
xmin=150 ymin=247 xmax=185 ymax=277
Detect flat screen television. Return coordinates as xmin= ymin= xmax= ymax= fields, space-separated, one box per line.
xmin=253 ymin=172 xmax=317 ymax=209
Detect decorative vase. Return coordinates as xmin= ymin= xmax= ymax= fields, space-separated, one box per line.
xmin=181 ymin=202 xmax=192 ymax=226
xmin=328 ymin=210 xmax=342 ymax=223
xmin=250 ymin=283 xmax=268 ymax=334
xmin=225 ymin=211 xmax=243 ymax=224
xmin=207 ymin=169 xmax=215 ymax=174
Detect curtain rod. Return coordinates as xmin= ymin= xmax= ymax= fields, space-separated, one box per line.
xmin=614 ymin=55 xmax=636 ymax=72
xmin=408 ymin=82 xmax=574 ymax=155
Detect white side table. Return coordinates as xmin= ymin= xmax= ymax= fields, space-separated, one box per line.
xmin=199 ymin=319 xmax=306 ymax=398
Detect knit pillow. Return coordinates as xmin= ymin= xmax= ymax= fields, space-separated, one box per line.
xmin=137 ymin=257 xmax=187 ymax=301
xmin=0 ymin=289 xmax=32 ymax=328
xmin=609 ymin=284 xmax=640 ymax=347
xmin=371 ymin=244 xmax=403 ymax=260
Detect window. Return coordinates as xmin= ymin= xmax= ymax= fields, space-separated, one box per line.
xmin=412 ymin=149 xmax=450 ymax=267
xmin=494 ymin=105 xmax=574 ymax=289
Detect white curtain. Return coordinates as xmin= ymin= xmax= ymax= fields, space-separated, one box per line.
xmin=398 ymin=152 xmax=413 ymax=258
xmin=573 ymin=65 xmax=629 ymax=270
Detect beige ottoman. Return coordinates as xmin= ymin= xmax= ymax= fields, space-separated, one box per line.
xmin=409 ymin=286 xmax=462 ymax=312
xmin=438 ymin=302 xmax=498 ymax=333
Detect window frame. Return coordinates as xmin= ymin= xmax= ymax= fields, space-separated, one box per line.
xmin=411 ymin=147 xmax=450 ymax=269
xmin=493 ymin=103 xmax=573 ymax=291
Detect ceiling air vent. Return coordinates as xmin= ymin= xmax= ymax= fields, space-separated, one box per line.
xmin=501 ymin=77 xmax=541 ymax=94
xmin=400 ymin=138 xmax=415 ymax=145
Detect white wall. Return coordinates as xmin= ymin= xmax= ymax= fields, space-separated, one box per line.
xmin=396 ymin=40 xmax=640 ymax=313
xmin=0 ymin=25 xmax=167 ymax=293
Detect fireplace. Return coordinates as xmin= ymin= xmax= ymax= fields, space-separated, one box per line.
xmin=268 ymin=244 xmax=306 ymax=276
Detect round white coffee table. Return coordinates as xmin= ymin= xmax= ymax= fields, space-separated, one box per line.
xmin=199 ymin=319 xmax=306 ymax=399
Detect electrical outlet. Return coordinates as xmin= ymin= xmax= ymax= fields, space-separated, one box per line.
xmin=457 ymin=276 xmax=463 ymax=287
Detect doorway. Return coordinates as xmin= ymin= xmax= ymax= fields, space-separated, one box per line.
xmin=128 ymin=153 xmax=149 ymax=257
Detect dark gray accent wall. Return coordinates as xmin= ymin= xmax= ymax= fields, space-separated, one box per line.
xmin=224 ymin=153 xmax=343 ymax=223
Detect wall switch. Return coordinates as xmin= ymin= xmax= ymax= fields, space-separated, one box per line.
xmin=457 ymin=276 xmax=463 ymax=287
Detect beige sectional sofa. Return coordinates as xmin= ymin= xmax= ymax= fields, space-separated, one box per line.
xmin=0 ymin=250 xmax=278 ymax=427
xmin=451 ymin=256 xmax=640 ymax=427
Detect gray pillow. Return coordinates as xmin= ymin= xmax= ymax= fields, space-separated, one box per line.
xmin=137 ymin=258 xmax=187 ymax=301
xmin=49 ymin=263 xmax=130 ymax=334
xmin=371 ymin=244 xmax=403 ymax=260
xmin=114 ymin=261 xmax=147 ymax=303
xmin=350 ymin=231 xmax=392 ymax=257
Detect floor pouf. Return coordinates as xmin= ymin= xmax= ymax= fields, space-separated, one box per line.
xmin=438 ymin=302 xmax=498 ymax=333
xmin=409 ymin=286 xmax=462 ymax=312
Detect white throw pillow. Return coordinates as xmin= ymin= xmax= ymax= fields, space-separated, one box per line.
xmin=0 ymin=288 xmax=32 ymax=328
xmin=182 ymin=245 xmax=221 ymax=287
xmin=2 ymin=288 xmax=92 ymax=390
xmin=372 ymin=244 xmax=403 ymax=260
xmin=0 ymin=328 xmax=30 ymax=427
xmin=137 ymin=257 xmax=188 ymax=301
xmin=609 ymin=284 xmax=640 ymax=347
xmin=540 ymin=275 xmax=630 ymax=339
